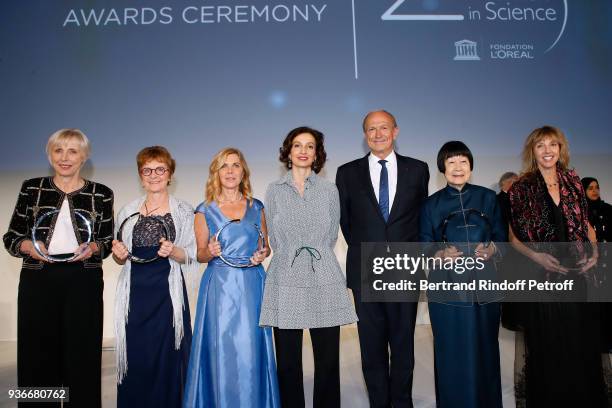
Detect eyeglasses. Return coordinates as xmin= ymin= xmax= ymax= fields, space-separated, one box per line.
xmin=141 ymin=167 xmax=168 ymax=176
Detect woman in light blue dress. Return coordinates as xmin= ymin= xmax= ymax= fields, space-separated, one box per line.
xmin=184 ymin=147 xmax=280 ymax=408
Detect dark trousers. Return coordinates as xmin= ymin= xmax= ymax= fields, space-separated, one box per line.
xmin=273 ymin=326 xmax=340 ymax=408
xmin=17 ymin=263 xmax=103 ymax=408
xmin=352 ymin=289 xmax=417 ymax=408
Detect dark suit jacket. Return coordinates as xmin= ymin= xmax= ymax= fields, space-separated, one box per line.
xmin=497 ymin=190 xmax=511 ymax=229
xmin=336 ymin=153 xmax=429 ymax=290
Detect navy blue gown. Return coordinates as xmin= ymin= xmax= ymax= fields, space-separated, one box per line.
xmin=117 ymin=214 xmax=192 ymax=408
xmin=419 ymin=184 xmax=506 ymax=408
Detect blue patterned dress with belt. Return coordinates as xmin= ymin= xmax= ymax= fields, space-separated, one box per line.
xmin=183 ymin=199 xmax=279 ymax=408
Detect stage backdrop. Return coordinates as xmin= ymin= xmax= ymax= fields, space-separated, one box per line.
xmin=1 ymin=0 xmax=611 ymax=340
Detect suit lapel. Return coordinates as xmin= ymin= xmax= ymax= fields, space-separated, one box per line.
xmin=359 ymin=155 xmax=385 ymax=222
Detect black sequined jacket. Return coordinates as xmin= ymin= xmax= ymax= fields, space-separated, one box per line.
xmin=3 ymin=177 xmax=114 ymax=269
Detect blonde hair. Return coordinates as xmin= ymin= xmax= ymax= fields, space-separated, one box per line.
xmin=521 ymin=125 xmax=570 ymax=174
xmin=46 ymin=128 xmax=90 ymax=161
xmin=205 ymin=148 xmax=253 ymax=204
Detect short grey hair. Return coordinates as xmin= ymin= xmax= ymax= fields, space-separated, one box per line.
xmin=498 ymin=171 xmax=518 ymax=189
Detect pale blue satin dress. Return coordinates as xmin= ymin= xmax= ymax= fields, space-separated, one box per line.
xmin=184 ymin=199 xmax=280 ymax=408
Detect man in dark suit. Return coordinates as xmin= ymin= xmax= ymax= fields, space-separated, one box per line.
xmin=336 ymin=110 xmax=429 ymax=407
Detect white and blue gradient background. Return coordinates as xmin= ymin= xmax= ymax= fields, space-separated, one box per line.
xmin=1 ymin=0 xmax=611 ymax=340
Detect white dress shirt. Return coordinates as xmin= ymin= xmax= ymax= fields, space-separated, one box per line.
xmin=368 ymin=151 xmax=397 ymax=211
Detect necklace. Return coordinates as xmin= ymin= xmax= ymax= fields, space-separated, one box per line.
xmin=546 ymin=181 xmax=558 ymax=188
xmin=144 ymin=202 xmax=161 ymax=216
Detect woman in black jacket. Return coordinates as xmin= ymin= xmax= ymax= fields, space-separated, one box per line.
xmin=3 ymin=128 xmax=114 ymax=407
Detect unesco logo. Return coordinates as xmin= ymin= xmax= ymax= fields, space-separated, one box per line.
xmin=453 ymin=40 xmax=480 ymax=61
xmin=381 ymin=0 xmax=568 ymax=62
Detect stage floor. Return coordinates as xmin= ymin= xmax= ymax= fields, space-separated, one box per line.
xmin=0 ymin=325 xmax=517 ymax=407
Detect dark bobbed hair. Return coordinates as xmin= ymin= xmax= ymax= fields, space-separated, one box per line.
xmin=436 ymin=141 xmax=474 ymax=173
xmin=279 ymin=126 xmax=327 ymax=174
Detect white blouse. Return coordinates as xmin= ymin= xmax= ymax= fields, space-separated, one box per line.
xmin=47 ymin=198 xmax=79 ymax=254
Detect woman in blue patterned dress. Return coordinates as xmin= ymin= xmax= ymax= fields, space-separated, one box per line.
xmin=184 ymin=147 xmax=279 ymax=408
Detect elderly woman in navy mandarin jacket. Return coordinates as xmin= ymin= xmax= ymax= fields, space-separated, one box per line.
xmin=419 ymin=141 xmax=506 ymax=408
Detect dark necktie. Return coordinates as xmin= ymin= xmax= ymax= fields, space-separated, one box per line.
xmin=378 ymin=159 xmax=389 ymax=222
